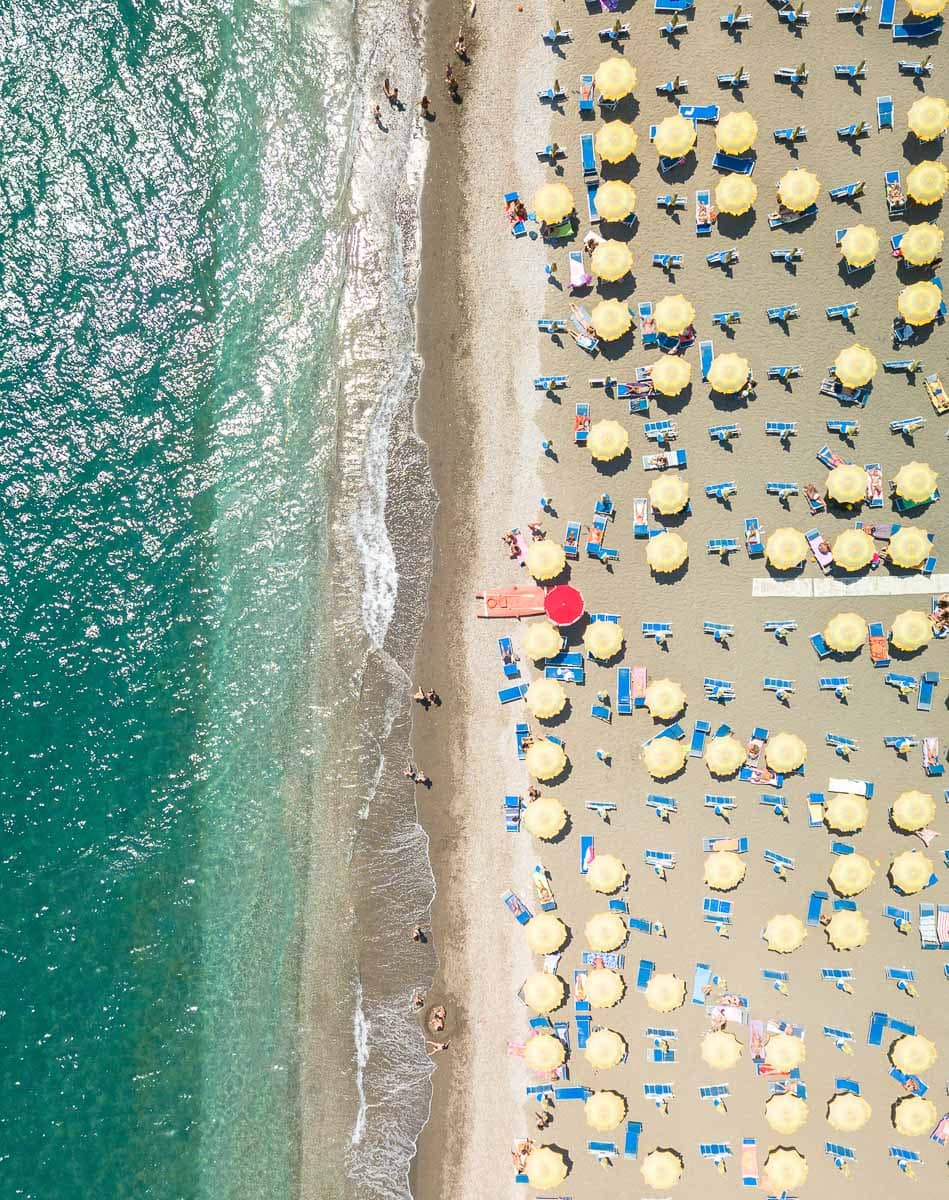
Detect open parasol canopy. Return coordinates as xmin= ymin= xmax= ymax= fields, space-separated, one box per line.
xmin=650 ymin=355 xmax=691 ymax=397
xmin=523 ymin=971 xmax=566 ymax=1013
xmin=900 ymin=221 xmax=944 ymax=266
xmin=585 ymin=1090 xmax=627 ymax=1131
xmin=525 ymin=913 xmax=568 ymax=955
xmin=591 ymin=239 xmax=634 ymax=282
xmin=640 ymin=1149 xmax=684 ymax=1189
xmin=645 ymin=973 xmax=686 ymax=1013
xmin=891 ymin=1034 xmax=938 ymax=1073
xmin=763 ymin=1148 xmax=808 ymax=1192
xmin=892 ymin=789 xmax=936 ymax=832
xmin=841 ymin=224 xmax=879 ymax=268
xmin=707 ymin=352 xmax=750 ymax=394
xmin=526 ymin=539 xmax=566 ymax=581
xmin=525 ymin=1146 xmax=568 ymax=1189
xmin=588 ymin=417 xmax=629 ymax=461
xmin=715 ymin=174 xmax=757 ymax=216
xmin=544 ymin=584 xmax=584 ymax=627
xmin=765 ymin=1034 xmax=806 ymax=1073
xmin=586 ymin=912 xmax=627 ymax=952
xmin=526 ymin=677 xmax=567 ymax=720
xmin=523 ymin=796 xmax=567 ymax=840
xmin=891 ymin=609 xmax=932 ymax=652
xmin=654 ymin=293 xmax=695 ymax=336
xmin=888 ymin=525 xmax=930 ymax=568
xmin=644 ymin=678 xmax=687 ymax=719
xmin=778 ymin=168 xmax=820 ymax=211
xmin=595 ymin=179 xmax=637 ymax=222
xmin=824 ymin=612 xmax=868 ymax=652
xmin=584 ymin=1028 xmax=627 ymax=1070
xmin=590 ymin=299 xmax=633 ymax=342
xmin=765 ymin=732 xmax=806 ymax=774
xmin=522 ymin=620 xmax=562 ymax=661
xmin=704 ymin=850 xmax=746 ymax=891
xmin=825 ymin=908 xmax=870 ymax=950
xmin=595 ymin=120 xmax=638 ymax=163
xmin=827 ymin=1092 xmax=871 ymax=1132
xmin=701 ymin=1030 xmax=743 ymax=1070
xmin=533 ymin=181 xmax=575 ymax=224
xmin=654 ymin=113 xmax=696 ymax=158
xmin=595 ymin=57 xmax=637 ymax=101
xmin=907 ymin=159 xmax=949 ymax=204
xmin=765 ymin=527 xmax=808 ymax=569
xmin=583 ymin=620 xmax=624 ymax=661
xmin=894 ymin=1096 xmax=938 ymax=1137
xmin=835 ymin=343 xmax=877 ymax=387
xmin=646 ymin=531 xmax=688 ymax=574
xmin=908 ymin=94 xmax=949 ymax=141
xmin=908 ymin=0 xmax=947 ymax=13
xmin=525 ymin=738 xmax=567 ymax=781
xmin=826 ymin=464 xmax=868 ymax=506
xmin=899 ymin=280 xmax=943 ymax=325
xmin=824 ymin=791 xmax=868 ymax=833
xmin=524 ymin=1032 xmax=566 ymax=1073
xmin=829 ymin=853 xmax=875 ymax=897
xmin=764 ymin=913 xmax=807 ymax=953
xmin=890 ymin=849 xmax=934 ymax=895
xmin=717 ymin=110 xmax=758 ymax=153
xmin=643 ymin=736 xmax=688 ymax=778
xmin=893 ymin=461 xmax=938 ymax=505
xmin=766 ymin=1093 xmax=809 ymax=1135
xmin=832 ymin=528 xmax=875 ymax=572
xmin=585 ymin=967 xmax=625 ymax=1008
xmin=587 ymin=853 xmax=628 ymax=895
xmin=705 ymin=734 xmax=746 ymax=777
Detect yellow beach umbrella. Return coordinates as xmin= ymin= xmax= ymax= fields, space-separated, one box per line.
xmin=832 ymin=528 xmax=875 ymax=571
xmin=778 ymin=168 xmax=820 ymax=211
xmin=899 ymin=280 xmax=942 ymax=326
xmin=595 ymin=120 xmax=638 ymax=163
xmin=826 ymin=464 xmax=868 ymax=506
xmin=824 ymin=792 xmax=868 ymax=833
xmin=907 ymin=159 xmax=949 ymax=204
xmin=595 ymin=57 xmax=637 ymax=101
xmin=588 ymin=418 xmax=629 ymax=462
xmin=826 ymin=908 xmax=870 ymax=950
xmin=764 ymin=1148 xmax=808 ymax=1192
xmin=894 ymin=1096 xmax=937 ymax=1137
xmin=586 ymin=912 xmax=628 ymax=953
xmin=650 ymin=355 xmax=691 ymax=397
xmin=908 ymin=95 xmax=949 ymax=141
xmin=840 ymin=224 xmax=879 ymax=268
xmin=701 ymin=1030 xmax=743 ymax=1070
xmin=641 ymin=1149 xmax=684 ymax=1189
xmin=704 ymin=850 xmax=746 ymax=891
xmin=591 ymin=239 xmax=634 ymax=281
xmin=526 ymin=539 xmax=566 ymax=581
xmin=764 ymin=913 xmax=807 ymax=953
xmin=583 ymin=620 xmax=624 ymax=661
xmin=890 ymin=849 xmax=934 ymax=894
xmin=715 ymin=174 xmax=757 ymax=216
xmin=889 ymin=526 xmax=930 ymax=568
xmin=766 ymin=1034 xmax=806 ymax=1072
xmin=522 ymin=620 xmax=562 ymax=662
xmin=524 ymin=1032 xmax=566 ymax=1073
xmin=526 ymin=677 xmax=567 ymax=720
xmin=891 ymin=610 xmax=932 ymax=652
xmin=586 ymin=967 xmax=625 ymax=1008
xmin=526 ymin=1146 xmax=568 ymax=1189
xmin=654 ymin=113 xmax=696 ymax=159
xmin=584 ymin=1028 xmax=627 ymax=1070
xmin=891 ymin=1034 xmax=937 ymax=1073
xmin=523 ymin=972 xmax=566 ymax=1013
xmin=835 ymin=343 xmax=877 ymax=387
xmin=829 ymin=852 xmax=875 ymax=897
xmin=893 ymin=789 xmax=936 ymax=832
xmin=908 ymin=0 xmax=947 ymax=13
xmin=705 ymin=734 xmax=746 ymax=777
xmin=827 ymin=1092 xmax=872 ymax=1132
xmin=525 ymin=738 xmax=567 ymax=781
xmin=765 ymin=732 xmax=806 ymax=774
xmin=595 ymin=179 xmax=637 ymax=222
xmin=824 ymin=612 xmax=868 ymax=653
xmin=766 ymin=1093 xmax=809 ymax=1135
xmin=643 ymin=736 xmax=688 ymax=778
xmin=646 ymin=531 xmax=688 ymax=574
xmin=893 ymin=461 xmax=939 ymax=504
xmin=644 ymin=677 xmax=686 ymax=719
xmin=765 ymin=527 xmax=808 ymax=570
xmin=586 ymin=1090 xmax=627 ymax=1131
xmin=587 ymin=853 xmax=628 ymax=895
xmin=590 ymin=299 xmax=632 ymax=342
xmin=533 ymin=181 xmax=574 ymax=224
xmin=523 ymin=797 xmax=567 ymax=840
xmin=707 ymin=352 xmax=750 ymax=394
xmin=525 ymin=913 xmax=567 ymax=955
xmin=901 ymin=221 xmax=944 ymax=266
xmin=654 ymin=293 xmax=695 ymax=336
xmin=717 ymin=110 xmax=758 ymax=153
xmin=645 ymin=973 xmax=686 ymax=1013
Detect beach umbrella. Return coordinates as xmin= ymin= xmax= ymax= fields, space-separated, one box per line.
xmin=595 ymin=179 xmax=637 ymax=222
xmin=523 ymin=972 xmax=566 ymax=1013
xmin=764 ymin=1148 xmax=808 ymax=1192
xmin=890 ymin=849 xmax=934 ymax=895
xmin=717 ymin=110 xmax=758 ymax=153
xmin=892 ymin=789 xmax=936 ymax=832
xmin=645 ymin=972 xmax=686 ymax=1013
xmin=899 ymin=280 xmax=942 ymax=326
xmin=650 ymin=355 xmax=691 ymax=397
xmin=764 ymin=913 xmax=807 ymax=953
xmin=908 ymin=0 xmax=947 ymax=14
xmin=908 ymin=95 xmax=949 ymax=141
xmin=590 ymin=299 xmax=632 ymax=342
xmin=585 ymin=967 xmax=625 ymax=1008
xmin=587 ymin=853 xmax=628 ymax=895
xmin=707 ymin=352 xmax=750 ymax=394
xmin=591 ymin=239 xmax=634 ymax=282
xmin=900 ymin=221 xmax=944 ymax=266
xmin=644 ymin=677 xmax=687 ymax=719
xmin=824 ymin=791 xmax=868 ymax=833
xmin=544 ymin=584 xmax=584 ymax=627
xmin=765 ymin=732 xmax=806 ymax=774
xmin=521 ymin=620 xmax=562 ymax=661
xmin=642 ymin=736 xmax=688 ymax=779
xmin=826 ymin=464 xmax=868 ymax=506
xmin=825 ymin=908 xmax=870 ymax=950
xmin=533 ymin=181 xmax=575 ymax=224
xmin=891 ymin=610 xmax=932 ymax=653
xmin=715 ymin=174 xmax=757 ymax=216
xmin=588 ymin=418 xmax=629 ymax=463
xmin=894 ymin=1096 xmax=938 ymax=1137
xmin=525 ymin=1146 xmax=568 ymax=1189
xmin=654 ymin=294 xmax=695 ymax=336
xmin=654 ymin=113 xmax=696 ymax=159
xmin=778 ymin=168 xmax=820 ymax=211
xmin=840 ymin=224 xmax=880 ymax=268
xmin=646 ymin=531 xmax=688 ymax=574
xmin=583 ymin=620 xmax=624 ymax=661
xmin=824 ymin=612 xmax=868 ymax=653
xmin=525 ymin=738 xmax=567 ymax=781
xmin=893 ymin=461 xmax=938 ymax=505
xmin=584 ymin=1028 xmax=627 ymax=1070
xmin=827 ymin=1092 xmax=872 ymax=1132
xmin=888 ymin=526 xmax=930 ymax=568
xmin=907 ymin=159 xmax=949 ymax=204
xmin=526 ymin=677 xmax=567 ymax=720
xmin=595 ymin=57 xmax=637 ymax=101
xmin=523 ymin=796 xmax=567 ymax=840
xmin=765 ymin=527 xmax=808 ymax=570
xmin=586 ymin=1090 xmax=627 ymax=1131
xmin=832 ymin=528 xmax=875 ymax=572
xmin=640 ymin=1149 xmax=684 ymax=1189
xmin=525 ymin=913 xmax=567 ymax=955
xmin=595 ymin=120 xmax=638 ymax=163
xmin=829 ymin=852 xmax=875 ymax=897
xmin=834 ymin=343 xmax=877 ymax=387
xmin=705 ymin=734 xmax=746 ymax=777
xmin=766 ymin=1093 xmax=809 ymax=1135
xmin=586 ymin=912 xmax=628 ymax=952
xmin=524 ymin=1032 xmax=566 ymax=1073
xmin=526 ymin=539 xmax=566 ymax=581
xmin=891 ymin=1034 xmax=938 ymax=1074
xmin=766 ymin=1034 xmax=806 ymax=1073
xmin=701 ymin=1030 xmax=743 ymax=1070
xmin=704 ymin=850 xmax=746 ymax=891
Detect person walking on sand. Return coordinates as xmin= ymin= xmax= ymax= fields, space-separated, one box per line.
xmin=454 ymin=30 xmax=467 ymax=60
xmin=383 ymin=78 xmax=398 ymax=105
xmin=426 ymin=1039 xmax=450 ymax=1054
xmin=372 ymin=104 xmax=383 ymax=127
xmin=418 ymin=95 xmax=432 ymax=118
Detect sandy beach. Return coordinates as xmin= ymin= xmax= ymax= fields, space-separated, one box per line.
xmin=409 ymin=3 xmax=946 ymax=1198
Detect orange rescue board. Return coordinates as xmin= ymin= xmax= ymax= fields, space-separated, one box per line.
xmin=475 ymin=586 xmax=546 ymax=618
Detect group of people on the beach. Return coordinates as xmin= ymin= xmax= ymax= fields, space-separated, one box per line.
xmin=373 ymin=29 xmax=468 ymax=128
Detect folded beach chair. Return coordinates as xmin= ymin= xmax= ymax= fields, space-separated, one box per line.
xmin=704 ymin=620 xmax=734 ymax=643
xmin=644 ymin=419 xmax=677 ymax=444
xmin=827 ymin=418 xmax=859 ymax=440
xmin=838 ymin=120 xmax=869 ymax=140
xmin=898 ymin=57 xmax=933 ymax=75
xmin=884 ymin=671 xmax=916 ymax=693
xmin=656 ymin=193 xmax=687 ymax=211
xmin=646 ymin=793 xmax=677 ymax=820
xmin=763 ymin=677 xmax=794 ymax=700
xmin=917 ymin=671 xmax=938 ymax=712
xmin=893 ymin=15 xmax=943 ymax=39
xmin=838 ymin=0 xmax=869 ymax=16
xmin=717 ymin=69 xmax=749 ymax=88
xmin=821 ymin=676 xmax=852 ymax=700
xmin=705 ymin=793 xmax=736 ymax=816
xmin=534 ymin=374 xmax=567 ymax=391
xmin=836 ymin=63 xmax=868 ymax=79
xmin=707 ymin=538 xmax=739 ymax=559
xmin=826 ymin=733 xmax=858 ymax=759
xmin=885 ymin=169 xmax=905 ymax=217
xmin=599 ymin=22 xmax=630 ymax=41
xmin=707 ymin=249 xmax=738 ymax=268
xmin=711 ymin=311 xmax=740 ymax=329
xmin=779 ymin=5 xmax=809 ymax=24
xmin=537 ymin=318 xmax=567 ymax=335
xmin=721 ymin=11 xmax=752 ymax=29
xmin=766 ymin=421 xmax=798 ymax=442
xmin=829 ymin=180 xmax=864 ymax=201
xmin=706 ymin=482 xmax=737 ymax=503
xmin=763 ymin=619 xmax=796 ymax=641
xmin=884 ymin=735 xmax=917 ymax=756
xmin=766 ymin=481 xmax=798 ymax=501
xmin=774 ymin=65 xmax=808 ymax=85
xmin=579 ymin=74 xmax=595 ymax=114
xmin=643 ymin=621 xmax=672 ymax=644
xmin=653 ymin=253 xmax=683 ymax=275
xmin=767 ymin=366 xmax=801 ymax=384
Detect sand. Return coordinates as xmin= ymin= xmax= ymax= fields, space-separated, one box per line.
xmin=410 ymin=4 xmax=946 ymax=1198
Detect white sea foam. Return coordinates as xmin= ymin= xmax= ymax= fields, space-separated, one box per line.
xmin=351 ymin=978 xmax=371 ymax=1147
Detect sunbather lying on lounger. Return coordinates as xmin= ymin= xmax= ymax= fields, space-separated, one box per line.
xmin=570 ymin=304 xmax=596 ymax=336
xmin=645 ymin=452 xmax=670 ymax=470
xmin=887 ymin=179 xmax=905 ymax=209
xmin=803 ymin=483 xmax=821 ymax=507
xmin=931 ymin=595 xmax=949 ymax=631
xmin=583 ymin=230 xmax=604 ymax=255
xmin=697 ymin=200 xmax=717 ymax=226
xmin=574 ymin=411 xmax=591 ymax=433
xmin=506 ymin=198 xmax=527 ymax=223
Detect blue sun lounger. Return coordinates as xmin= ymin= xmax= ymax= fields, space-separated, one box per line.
xmin=636 ymin=959 xmax=656 ymax=991
xmin=771 ymin=247 xmax=803 ymax=263
xmin=763 ymin=619 xmax=796 ymax=639
xmin=917 ymin=671 xmax=938 ymax=711
xmin=706 ymin=482 xmax=737 ymax=501
xmin=718 ymin=69 xmax=749 ymax=87
xmin=705 ymin=793 xmax=736 ymax=816
xmin=503 ymin=191 xmax=527 ymax=237
xmin=696 ymin=190 xmax=713 ymax=236
xmin=830 ymin=181 xmax=864 ymax=201
xmin=642 ymin=621 xmax=672 ymax=644
xmin=699 ymin=339 xmax=714 ymax=380
xmin=646 ymin=793 xmax=677 ymax=819
xmin=899 ymin=58 xmax=933 ymax=75
xmin=502 ymin=890 xmax=532 ymax=925
xmin=821 ymin=676 xmax=852 ymax=699
xmin=499 ymin=637 xmax=520 ymax=678
xmin=546 ymin=652 xmax=584 ymax=685
xmin=838 ymin=119 xmax=870 ymax=139
xmin=580 ymin=133 xmax=597 ymax=180
xmin=653 ymin=253 xmax=683 ymax=273
xmin=515 ymin=722 xmax=530 ymax=760
xmin=893 ymin=16 xmax=943 ymax=39
xmin=712 ymin=310 xmax=740 ymax=328
xmin=657 ymin=193 xmax=688 ymax=210
xmin=498 ymin=683 xmax=527 ymax=704
xmin=709 ymin=424 xmax=740 ymax=444
xmin=774 ymin=125 xmax=807 ymax=143
xmin=768 ymin=303 xmax=799 ymax=323
xmin=810 ymin=633 xmax=831 ymax=659
xmin=690 ymin=719 xmax=712 ymax=756
xmin=766 ymin=481 xmax=799 ymax=499
xmin=766 ymin=421 xmax=798 ymax=441
xmin=743 ymin=518 xmax=763 ymax=556
xmin=708 ymin=539 xmax=739 ymax=558
xmin=827 ymin=733 xmax=858 ymax=757
xmin=579 ymin=74 xmax=595 ymax=114
xmin=763 ymin=677 xmax=795 ymax=698
xmin=704 ymin=675 xmax=735 ymax=700
xmin=575 ymin=402 xmax=590 ymax=446
xmin=713 ymin=151 xmax=756 ymax=174
xmin=622 ymin=1121 xmax=643 ymax=1159
xmin=503 ymin=795 xmax=521 ymax=832
xmin=877 ymin=95 xmax=894 ymax=131
xmin=588 ymin=1140 xmax=617 ymax=1158
xmin=536 ymin=85 xmax=566 ymax=105
xmin=836 ymin=63 xmax=868 ymax=79
xmin=767 ymin=366 xmax=801 ymax=382
xmin=616 ymin=667 xmax=633 ymax=715
xmin=827 ymin=304 xmax=858 ymax=322
xmin=679 ymin=104 xmax=720 ymax=122
xmin=704 ymin=621 xmax=734 ymax=642
xmin=775 ymin=66 xmax=808 ymax=85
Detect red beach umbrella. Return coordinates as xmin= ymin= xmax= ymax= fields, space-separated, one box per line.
xmin=545 ymin=585 xmax=585 ymax=627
